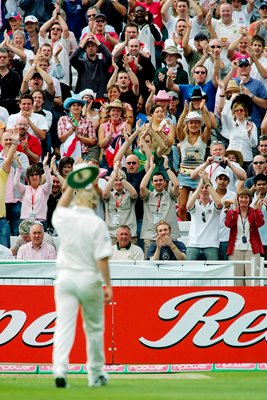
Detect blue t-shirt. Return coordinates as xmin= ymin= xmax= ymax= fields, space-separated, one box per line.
xmin=179 ymin=81 xmax=217 ymax=112
xmin=234 ymin=77 xmax=267 ymax=128
xmin=147 ymin=240 xmax=187 ymax=260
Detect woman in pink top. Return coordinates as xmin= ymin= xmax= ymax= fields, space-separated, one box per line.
xmin=14 ymin=154 xmax=52 ymax=230
xmin=98 ymin=99 xmax=131 ymax=172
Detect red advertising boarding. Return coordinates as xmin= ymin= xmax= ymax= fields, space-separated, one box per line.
xmin=0 ymin=286 xmax=267 ymax=364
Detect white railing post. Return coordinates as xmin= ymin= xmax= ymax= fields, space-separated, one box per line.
xmin=251 ymin=257 xmax=255 ymax=287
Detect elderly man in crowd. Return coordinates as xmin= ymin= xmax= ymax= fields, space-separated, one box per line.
xmin=17 ymin=221 xmax=57 ymax=260
xmin=111 ymin=225 xmax=144 ymax=260
xmin=11 ymin=219 xmax=56 ymax=257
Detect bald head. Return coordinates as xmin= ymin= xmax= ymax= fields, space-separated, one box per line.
xmin=1 ymin=131 xmax=13 ymax=148
xmin=128 ymin=38 xmax=140 ymax=56
xmin=16 ymin=116 xmax=29 ymax=137
xmin=125 ymin=154 xmax=139 ymax=174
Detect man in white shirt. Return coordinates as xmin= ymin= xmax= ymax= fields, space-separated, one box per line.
xmin=249 ymin=35 xmax=267 ymax=90
xmin=52 ymin=175 xmax=112 ymax=388
xmin=186 ymin=171 xmax=223 ymax=260
xmin=7 ymin=94 xmax=48 ymax=141
xmin=161 ymin=0 xmax=203 ymax=42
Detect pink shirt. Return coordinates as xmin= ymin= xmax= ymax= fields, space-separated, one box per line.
xmin=17 ymin=241 xmax=57 ymax=260
xmin=14 ymin=165 xmax=52 ymax=221
xmin=0 ymin=151 xmax=29 ymax=203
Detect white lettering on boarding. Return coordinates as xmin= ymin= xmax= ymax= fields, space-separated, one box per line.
xmin=139 ymin=291 xmax=267 ymax=349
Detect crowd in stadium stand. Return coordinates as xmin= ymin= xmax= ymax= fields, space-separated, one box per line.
xmin=0 ymin=0 xmax=267 ymax=284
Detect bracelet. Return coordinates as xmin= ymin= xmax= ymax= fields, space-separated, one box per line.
xmin=165 ymin=167 xmax=170 ymax=172
xmin=219 ymin=94 xmax=225 ymax=97
xmin=250 ymin=94 xmax=255 ymax=100
xmin=125 ymin=68 xmax=132 ymax=72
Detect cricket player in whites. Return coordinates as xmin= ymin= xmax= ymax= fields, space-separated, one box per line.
xmin=52 ymin=164 xmax=113 ymax=388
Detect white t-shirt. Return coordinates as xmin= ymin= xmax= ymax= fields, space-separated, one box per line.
xmin=188 ymin=200 xmax=222 ymax=248
xmin=7 ymin=112 xmax=48 ymax=138
xmin=39 ymin=35 xmax=71 ymax=85
xmin=250 ymin=57 xmax=267 ymax=90
xmin=52 ymin=206 xmax=112 ymax=272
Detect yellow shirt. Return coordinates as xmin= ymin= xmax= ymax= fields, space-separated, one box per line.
xmin=0 ymin=168 xmax=8 ymax=218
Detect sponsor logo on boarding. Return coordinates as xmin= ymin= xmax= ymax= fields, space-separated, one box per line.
xmin=0 ymin=365 xmax=37 ymax=372
xmin=104 ymin=365 xmax=126 ymax=372
xmin=139 ymin=291 xmax=267 ymax=349
xmin=39 ymin=365 xmax=82 ymax=372
xmin=127 ymin=365 xmax=169 ymax=373
xmin=171 ymin=364 xmax=213 ymax=372
xmin=215 ymin=364 xmax=256 ymax=370
xmin=257 ymin=364 xmax=267 ymax=370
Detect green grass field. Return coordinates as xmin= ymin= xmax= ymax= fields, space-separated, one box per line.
xmin=0 ymin=373 xmax=266 ymax=400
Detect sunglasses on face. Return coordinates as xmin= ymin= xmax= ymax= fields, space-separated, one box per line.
xmin=210 ymin=45 xmax=221 ymax=49
xmin=88 ymin=14 xmax=97 ymax=18
xmin=195 ymin=71 xmax=206 ymax=75
xmin=253 ymin=161 xmax=265 ymax=165
xmin=127 ymin=161 xmax=137 ymax=165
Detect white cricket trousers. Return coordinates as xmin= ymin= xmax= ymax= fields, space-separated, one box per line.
xmin=53 ymin=269 xmax=105 ymax=385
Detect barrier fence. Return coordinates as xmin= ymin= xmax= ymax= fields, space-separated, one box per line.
xmin=0 ymin=260 xmax=267 ymax=369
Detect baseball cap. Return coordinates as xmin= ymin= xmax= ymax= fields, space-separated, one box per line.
xmin=7 ymin=11 xmax=22 ymax=20
xmin=194 ymin=33 xmax=209 ymax=41
xmin=25 ymin=15 xmax=38 ymax=24
xmin=94 ymin=13 xmax=107 ymax=20
xmin=216 ymin=171 xmax=230 ymax=179
xmin=259 ymin=0 xmax=267 ymax=8
xmin=238 ymin=58 xmax=250 ymax=67
xmin=168 ymin=91 xmax=179 ymax=99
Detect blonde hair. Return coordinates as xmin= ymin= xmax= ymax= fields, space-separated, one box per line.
xmin=74 ymin=187 xmax=99 ymax=209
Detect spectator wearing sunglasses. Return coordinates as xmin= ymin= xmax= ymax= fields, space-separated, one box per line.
xmin=192 ymin=38 xmax=228 ymax=83
xmin=243 ymin=155 xmax=267 ymax=189
xmin=80 ymin=6 xmax=116 ymax=40
xmin=186 ymin=170 xmax=223 ymax=261
xmin=167 ymin=63 xmax=220 ymax=112
xmin=246 ymin=135 xmax=267 ymax=178
xmin=102 ymin=161 xmax=138 ymax=244
xmin=113 ymin=124 xmax=154 ymax=249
